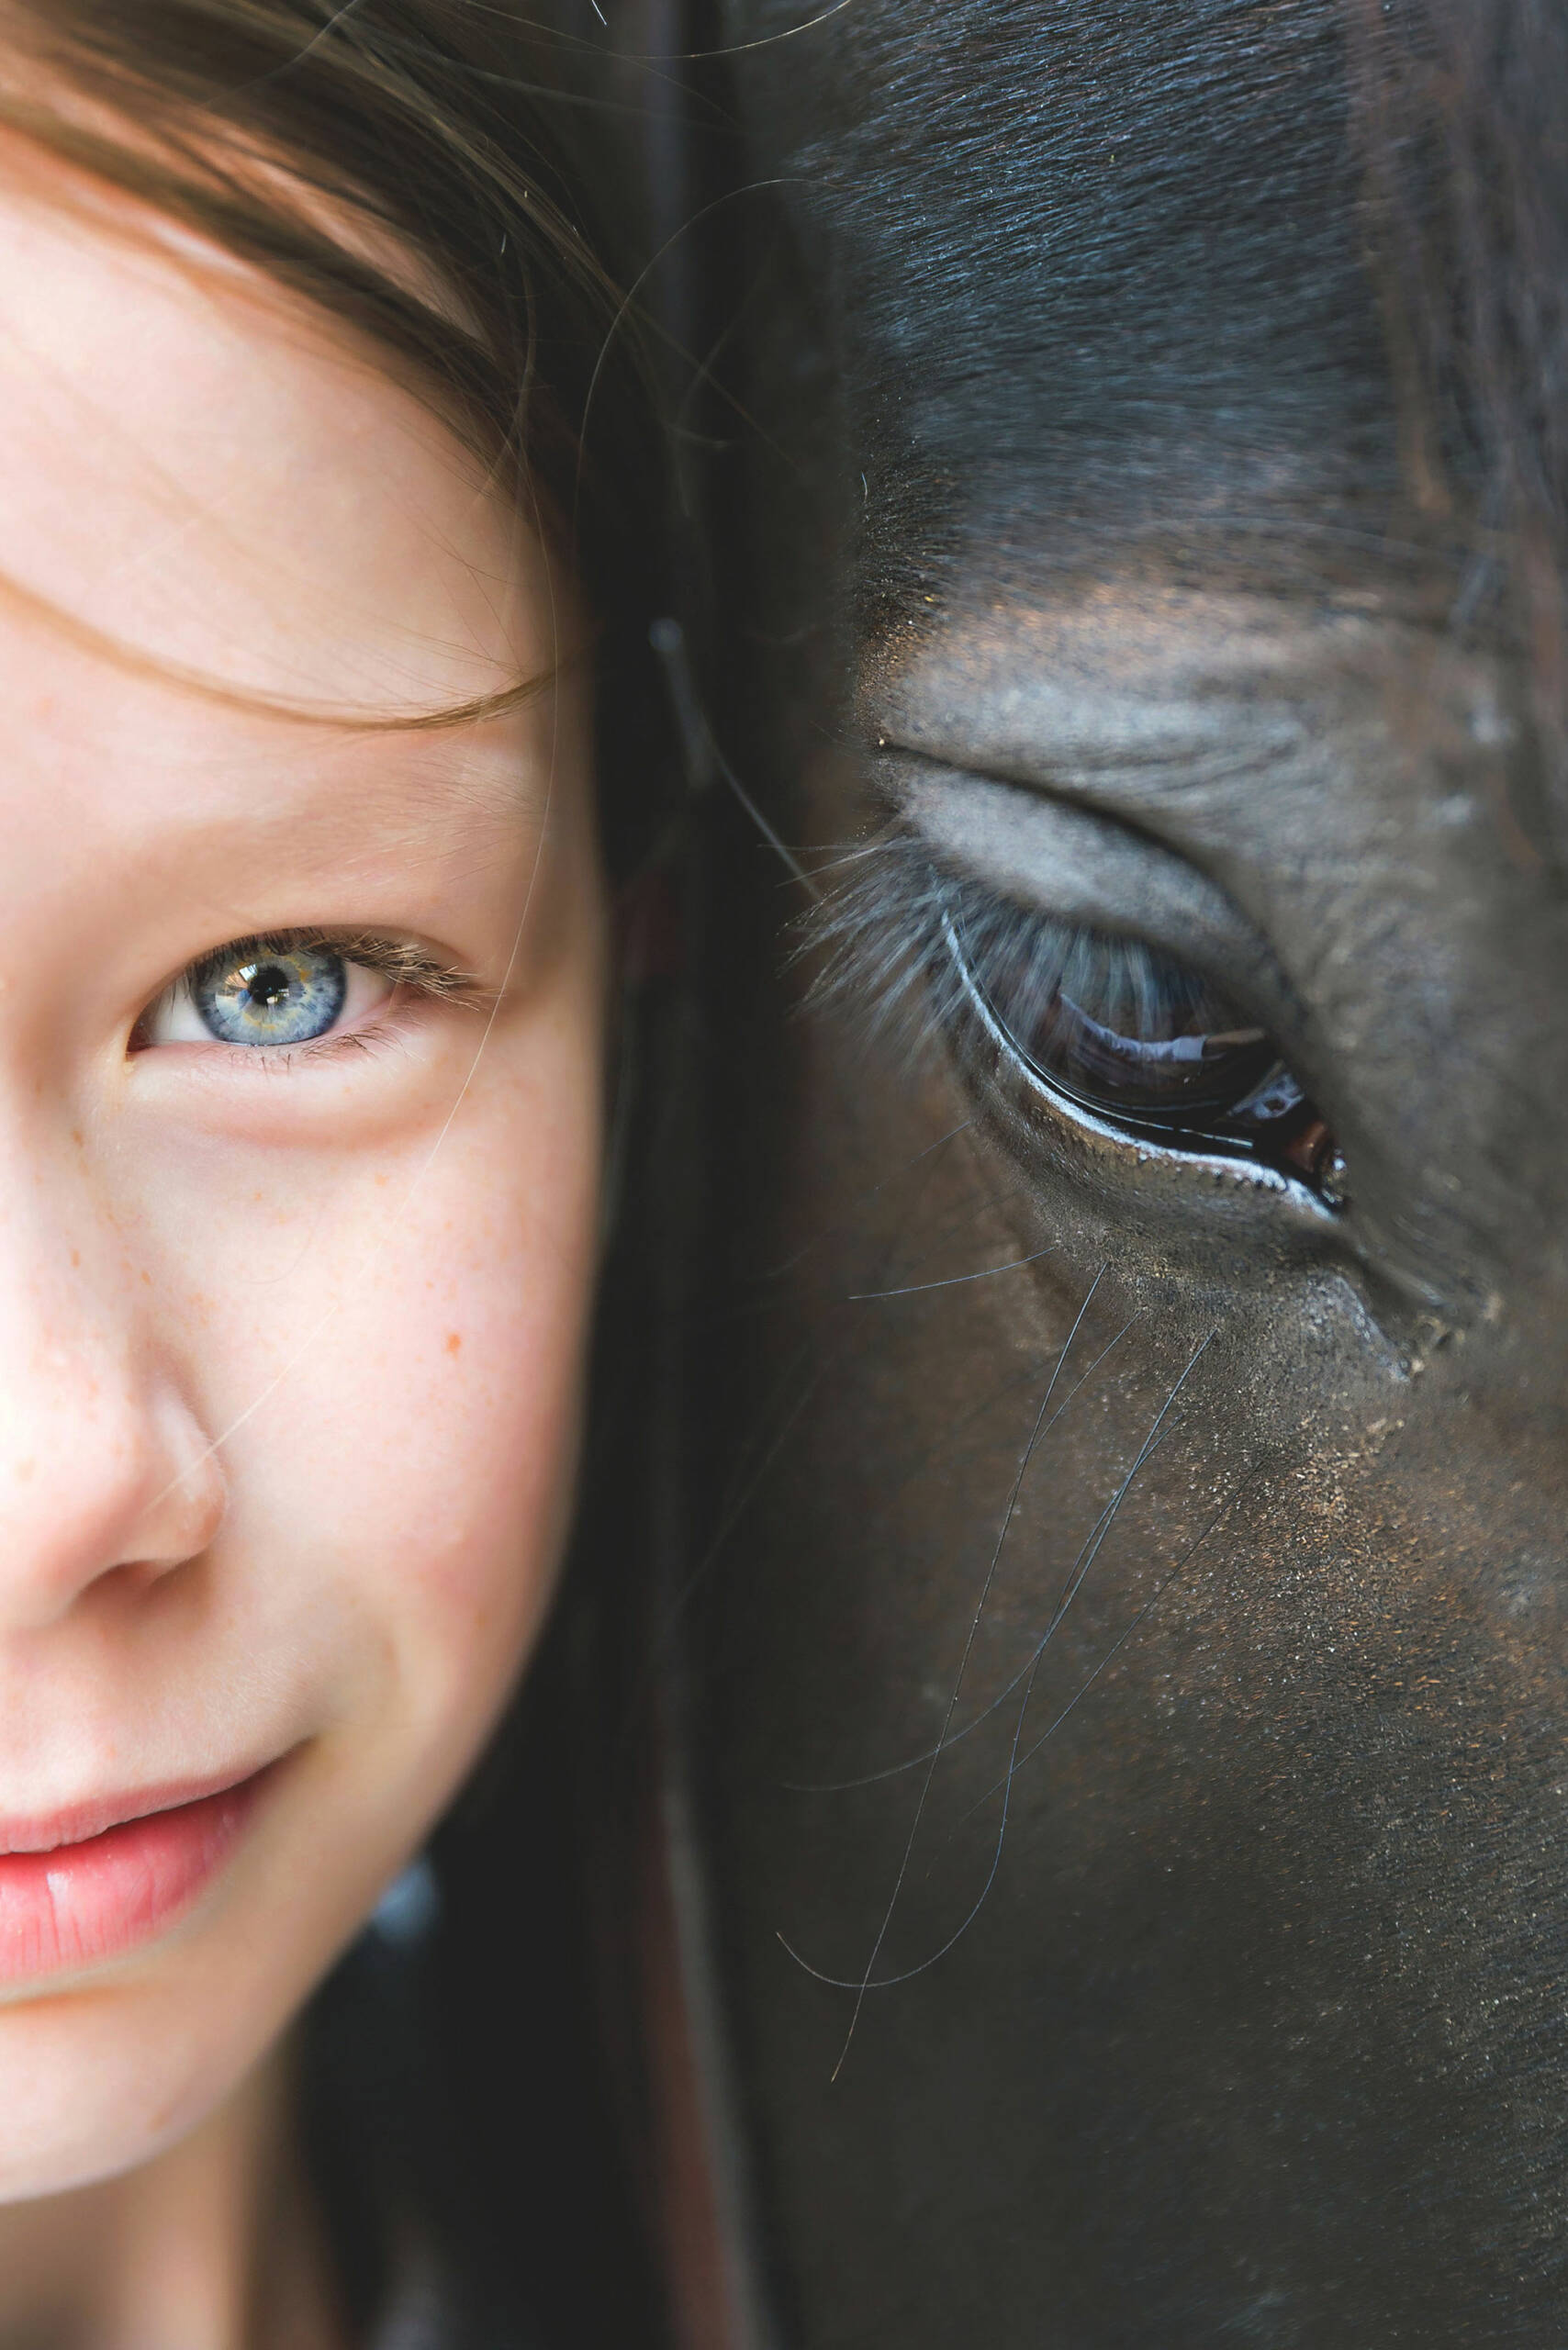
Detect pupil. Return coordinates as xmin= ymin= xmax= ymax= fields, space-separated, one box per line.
xmin=194 ymin=941 xmax=344 ymax=1048
xmin=247 ymin=962 xmax=293 ymax=1009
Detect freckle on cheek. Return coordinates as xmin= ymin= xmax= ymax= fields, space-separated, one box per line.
xmin=445 ymin=1332 xmax=462 ymax=1357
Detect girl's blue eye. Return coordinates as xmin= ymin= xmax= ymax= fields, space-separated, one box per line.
xmin=196 ymin=945 xmax=347 ymax=1046
xmin=139 ymin=938 xmax=395 ymax=1051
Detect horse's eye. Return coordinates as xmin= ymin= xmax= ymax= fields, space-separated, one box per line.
xmin=947 ymin=881 xmax=1347 ymax=1203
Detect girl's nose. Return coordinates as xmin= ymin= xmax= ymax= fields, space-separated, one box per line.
xmin=0 ymin=1204 xmax=225 ymax=1635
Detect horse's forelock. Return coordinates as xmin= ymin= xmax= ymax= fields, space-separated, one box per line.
xmin=1349 ymin=0 xmax=1568 ymax=810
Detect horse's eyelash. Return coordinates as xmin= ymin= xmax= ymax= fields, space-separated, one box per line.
xmin=801 ymin=826 xmax=1013 ymax=1065
xmin=802 ymin=826 xmax=1226 ymax=1091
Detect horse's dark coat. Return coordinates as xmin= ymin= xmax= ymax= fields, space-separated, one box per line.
xmin=764 ymin=4 xmax=1393 ymax=543
xmin=621 ymin=3 xmax=1568 ymax=2343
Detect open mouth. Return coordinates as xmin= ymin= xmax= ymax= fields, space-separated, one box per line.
xmin=0 ymin=1765 xmax=276 ymax=1984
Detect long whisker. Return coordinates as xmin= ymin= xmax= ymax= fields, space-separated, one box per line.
xmin=778 ymin=1669 xmax=1036 ymax=1994
xmin=665 ymin=1336 xmax=1076 ymax=1725
xmin=811 ymin=1175 xmax=1029 ymax=1313
xmin=633 ymin=1117 xmax=985 ymax=1684
xmin=781 ymin=1332 xmax=1217 ymax=2000
xmin=848 ymin=1243 xmax=1058 ymax=1301
xmin=1010 ymin=1331 xmax=1218 ymax=1702
xmin=790 ymin=1265 xmax=1109 ymax=2076
xmin=960 ymin=1332 xmax=1216 ymax=1885
xmin=779 ymin=1316 xmax=1137 ymax=1792
xmin=955 ymin=1458 xmax=1262 ymax=1827
xmin=638 ymin=1317 xmax=1062 ymax=1715
xmin=706 ymin=1122 xmax=984 ymax=1531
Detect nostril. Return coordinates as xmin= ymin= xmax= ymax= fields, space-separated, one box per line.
xmin=0 ymin=1402 xmax=224 ymax=1629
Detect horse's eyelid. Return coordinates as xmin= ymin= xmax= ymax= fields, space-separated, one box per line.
xmin=885 ymin=767 xmax=1282 ymax=1002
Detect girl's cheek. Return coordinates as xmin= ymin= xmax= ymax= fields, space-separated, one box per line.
xmin=349 ymin=1192 xmax=591 ymax=1694
xmin=144 ymin=1012 xmax=602 ymax=1767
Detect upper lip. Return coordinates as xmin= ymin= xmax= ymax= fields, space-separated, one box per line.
xmin=0 ymin=1762 xmax=270 ymax=1856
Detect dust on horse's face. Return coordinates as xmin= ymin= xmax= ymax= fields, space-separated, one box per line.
xmin=689 ymin=1 xmax=1568 ymax=2342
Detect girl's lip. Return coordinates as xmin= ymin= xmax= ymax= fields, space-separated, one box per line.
xmin=0 ymin=1764 xmax=276 ymax=1984
xmin=0 ymin=1764 xmax=270 ymax=1856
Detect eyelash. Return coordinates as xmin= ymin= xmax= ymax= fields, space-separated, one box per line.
xmin=133 ymin=928 xmax=482 ymax=1064
xmin=806 ymin=834 xmax=973 ymax=1049
xmin=807 ymin=829 xmax=1340 ymax=1198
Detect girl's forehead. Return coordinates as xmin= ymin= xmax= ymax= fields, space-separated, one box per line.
xmin=0 ymin=161 xmax=551 ymax=718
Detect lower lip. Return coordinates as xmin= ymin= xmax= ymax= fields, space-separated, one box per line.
xmin=0 ymin=1775 xmax=267 ymax=1984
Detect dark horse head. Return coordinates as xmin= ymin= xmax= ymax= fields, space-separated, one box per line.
xmin=609 ymin=2 xmax=1568 ymax=2343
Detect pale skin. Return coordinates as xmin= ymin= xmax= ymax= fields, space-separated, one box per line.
xmin=0 ymin=152 xmax=608 ymax=2346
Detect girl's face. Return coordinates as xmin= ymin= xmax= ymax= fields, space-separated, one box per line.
xmin=0 ymin=162 xmax=607 ymax=2196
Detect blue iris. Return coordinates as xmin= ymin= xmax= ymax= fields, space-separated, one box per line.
xmin=194 ymin=944 xmax=347 ymax=1046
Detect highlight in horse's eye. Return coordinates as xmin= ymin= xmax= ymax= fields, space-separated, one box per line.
xmin=948 ymin=885 xmax=1347 ymax=1203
